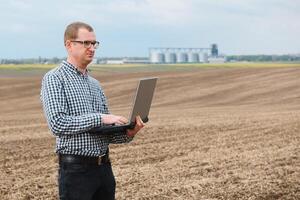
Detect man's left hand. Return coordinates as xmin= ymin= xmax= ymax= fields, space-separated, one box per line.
xmin=126 ymin=116 xmax=145 ymax=137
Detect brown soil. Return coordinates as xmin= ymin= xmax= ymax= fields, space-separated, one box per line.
xmin=0 ymin=67 xmax=299 ymax=199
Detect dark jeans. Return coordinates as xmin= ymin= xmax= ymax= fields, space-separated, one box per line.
xmin=58 ymin=161 xmax=116 ymax=200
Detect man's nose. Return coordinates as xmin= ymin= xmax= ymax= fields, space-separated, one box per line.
xmin=88 ymin=45 xmax=96 ymax=52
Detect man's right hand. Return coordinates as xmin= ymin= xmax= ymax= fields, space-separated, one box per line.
xmin=101 ymin=114 xmax=128 ymax=125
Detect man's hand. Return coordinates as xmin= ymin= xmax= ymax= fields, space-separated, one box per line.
xmin=127 ymin=116 xmax=145 ymax=137
xmin=101 ymin=114 xmax=128 ymax=125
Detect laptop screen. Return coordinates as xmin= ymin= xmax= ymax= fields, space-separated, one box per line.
xmin=128 ymin=77 xmax=158 ymax=123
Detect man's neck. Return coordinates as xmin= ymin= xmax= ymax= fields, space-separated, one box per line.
xmin=67 ymin=58 xmax=88 ymax=74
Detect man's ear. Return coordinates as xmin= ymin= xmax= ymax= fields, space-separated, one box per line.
xmin=65 ymin=40 xmax=72 ymax=50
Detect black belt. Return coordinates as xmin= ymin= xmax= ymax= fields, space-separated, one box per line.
xmin=59 ymin=151 xmax=110 ymax=166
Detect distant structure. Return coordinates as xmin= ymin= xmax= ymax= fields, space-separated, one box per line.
xmin=211 ymin=44 xmax=218 ymax=57
xmin=100 ymin=58 xmax=149 ymax=64
xmin=149 ymin=43 xmax=225 ymax=63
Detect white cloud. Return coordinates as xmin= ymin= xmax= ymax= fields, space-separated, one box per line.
xmin=79 ymin=0 xmax=196 ymax=26
xmin=1 ymin=0 xmax=300 ymax=57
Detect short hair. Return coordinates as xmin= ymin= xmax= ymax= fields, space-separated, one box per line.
xmin=64 ymin=22 xmax=94 ymax=46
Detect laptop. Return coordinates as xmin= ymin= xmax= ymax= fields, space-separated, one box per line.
xmin=90 ymin=77 xmax=158 ymax=135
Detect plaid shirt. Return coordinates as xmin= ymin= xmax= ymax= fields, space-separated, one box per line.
xmin=41 ymin=61 xmax=132 ymax=157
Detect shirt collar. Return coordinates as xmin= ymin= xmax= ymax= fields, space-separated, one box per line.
xmin=62 ymin=60 xmax=89 ymax=77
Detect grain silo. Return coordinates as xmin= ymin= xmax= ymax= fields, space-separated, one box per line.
xmin=150 ymin=51 xmax=165 ymax=63
xmin=149 ymin=46 xmax=217 ymax=64
xmin=198 ymin=52 xmax=204 ymax=63
xmin=203 ymin=52 xmax=208 ymax=63
xmin=165 ymin=52 xmax=177 ymax=63
xmin=176 ymin=52 xmax=188 ymax=63
xmin=188 ymin=52 xmax=199 ymax=63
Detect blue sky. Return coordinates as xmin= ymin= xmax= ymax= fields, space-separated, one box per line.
xmin=1 ymin=0 xmax=299 ymax=58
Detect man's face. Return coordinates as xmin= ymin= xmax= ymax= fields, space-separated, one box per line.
xmin=67 ymin=28 xmax=97 ymax=66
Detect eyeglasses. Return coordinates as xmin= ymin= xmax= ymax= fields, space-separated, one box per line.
xmin=71 ymin=40 xmax=100 ymax=49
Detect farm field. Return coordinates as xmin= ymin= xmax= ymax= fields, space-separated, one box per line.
xmin=0 ymin=63 xmax=300 ymax=199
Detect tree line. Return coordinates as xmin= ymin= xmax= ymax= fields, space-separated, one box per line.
xmin=0 ymin=57 xmax=149 ymax=64
xmin=1 ymin=55 xmax=300 ymax=64
xmin=226 ymin=54 xmax=300 ymax=62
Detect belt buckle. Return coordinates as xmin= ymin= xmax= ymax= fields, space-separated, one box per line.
xmin=97 ymin=154 xmax=105 ymax=165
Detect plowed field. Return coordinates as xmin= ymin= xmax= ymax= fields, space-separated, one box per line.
xmin=1 ymin=66 xmax=300 ymax=199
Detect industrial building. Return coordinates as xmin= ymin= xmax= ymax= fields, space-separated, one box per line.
xmin=149 ymin=44 xmax=224 ymax=63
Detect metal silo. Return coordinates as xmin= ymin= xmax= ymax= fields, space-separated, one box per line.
xmin=165 ymin=52 xmax=176 ymax=63
xmin=199 ymin=51 xmax=208 ymax=63
xmin=176 ymin=52 xmax=188 ymax=63
xmin=188 ymin=52 xmax=199 ymax=63
xmin=198 ymin=52 xmax=204 ymax=63
xmin=150 ymin=52 xmax=165 ymax=63
xmin=203 ymin=52 xmax=208 ymax=63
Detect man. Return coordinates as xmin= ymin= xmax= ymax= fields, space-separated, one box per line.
xmin=41 ymin=22 xmax=144 ymax=200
